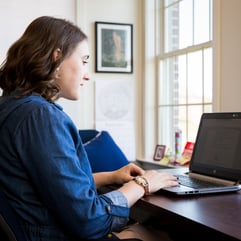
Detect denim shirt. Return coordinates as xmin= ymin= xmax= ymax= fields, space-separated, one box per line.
xmin=0 ymin=95 xmax=130 ymax=241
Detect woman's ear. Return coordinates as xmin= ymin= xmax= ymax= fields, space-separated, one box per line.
xmin=53 ymin=48 xmax=62 ymax=61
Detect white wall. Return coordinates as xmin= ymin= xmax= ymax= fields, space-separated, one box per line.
xmin=0 ymin=0 xmax=75 ymax=96
xmin=218 ymin=0 xmax=241 ymax=111
xmin=72 ymin=0 xmax=144 ymax=160
xmin=62 ymin=0 xmax=143 ymax=129
xmin=0 ymin=0 xmax=144 ymax=159
xmin=1 ymin=0 xmax=241 ymax=160
xmin=0 ymin=0 xmax=76 ymax=62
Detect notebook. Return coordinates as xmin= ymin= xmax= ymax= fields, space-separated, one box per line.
xmin=162 ymin=112 xmax=241 ymax=195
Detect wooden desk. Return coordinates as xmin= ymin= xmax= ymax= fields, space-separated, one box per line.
xmin=101 ymin=165 xmax=241 ymax=240
xmin=128 ymin=167 xmax=241 ymax=240
xmin=129 ymin=167 xmax=241 ymax=240
xmin=131 ymin=190 xmax=241 ymax=241
xmin=101 ymin=183 xmax=241 ymax=240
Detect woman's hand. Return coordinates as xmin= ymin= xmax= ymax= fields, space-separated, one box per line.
xmin=112 ymin=163 xmax=179 ymax=191
xmin=113 ymin=163 xmax=145 ymax=184
xmin=141 ymin=170 xmax=179 ymax=193
xmin=118 ymin=169 xmax=179 ymax=206
xmin=93 ymin=162 xmax=144 ymax=188
xmin=93 ymin=162 xmax=178 ymax=196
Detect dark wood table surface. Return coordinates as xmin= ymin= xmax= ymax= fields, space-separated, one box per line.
xmin=132 ymin=189 xmax=241 ymax=240
xmin=101 ymin=164 xmax=241 ymax=240
xmin=128 ymin=166 xmax=241 ymax=241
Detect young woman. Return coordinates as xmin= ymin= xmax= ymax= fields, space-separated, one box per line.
xmin=0 ymin=16 xmax=178 ymax=241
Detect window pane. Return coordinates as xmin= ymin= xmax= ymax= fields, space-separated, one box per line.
xmin=165 ymin=0 xmax=178 ymax=7
xmin=158 ymin=0 xmax=213 ymax=158
xmin=159 ymin=58 xmax=175 ymax=105
xmin=165 ymin=2 xmax=179 ymax=52
xmin=194 ymin=0 xmax=211 ymax=44
xmin=187 ymin=51 xmax=203 ymax=104
xmin=159 ymin=105 xmax=186 ymax=154
xmin=177 ymin=54 xmax=187 ymax=105
xmin=204 ymin=104 xmax=212 ymax=112
xmin=187 ymin=105 xmax=203 ymax=142
xmin=179 ymin=0 xmax=193 ymax=49
xmin=159 ymin=55 xmax=187 ymax=106
xmin=165 ymin=0 xmax=194 ymax=52
xmin=176 ymin=105 xmax=187 ymax=152
xmin=204 ymin=48 xmax=212 ymax=103
xmin=158 ymin=106 xmax=174 ymax=149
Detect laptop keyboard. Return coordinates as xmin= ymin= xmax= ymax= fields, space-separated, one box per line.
xmin=176 ymin=175 xmax=226 ymax=189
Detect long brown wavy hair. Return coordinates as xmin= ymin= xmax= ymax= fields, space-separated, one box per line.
xmin=0 ymin=16 xmax=87 ymax=101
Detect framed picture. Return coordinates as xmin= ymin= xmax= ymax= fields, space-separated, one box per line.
xmin=95 ymin=21 xmax=133 ymax=73
xmin=153 ymin=145 xmax=166 ymax=161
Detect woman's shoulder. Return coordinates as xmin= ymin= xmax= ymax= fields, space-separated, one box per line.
xmin=13 ymin=95 xmax=63 ymax=115
xmin=4 ymin=95 xmax=67 ymax=125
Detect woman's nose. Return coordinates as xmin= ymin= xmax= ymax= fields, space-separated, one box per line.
xmin=83 ymin=73 xmax=90 ymax=81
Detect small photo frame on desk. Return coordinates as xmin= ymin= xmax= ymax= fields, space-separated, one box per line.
xmin=153 ymin=145 xmax=166 ymax=161
xmin=95 ymin=21 xmax=133 ymax=73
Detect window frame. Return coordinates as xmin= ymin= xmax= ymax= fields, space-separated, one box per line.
xmin=156 ymin=0 xmax=213 ymax=156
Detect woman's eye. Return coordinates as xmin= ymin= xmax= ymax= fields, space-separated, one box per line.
xmin=82 ymin=55 xmax=90 ymax=65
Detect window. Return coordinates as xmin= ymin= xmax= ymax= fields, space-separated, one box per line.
xmin=157 ymin=0 xmax=213 ymax=156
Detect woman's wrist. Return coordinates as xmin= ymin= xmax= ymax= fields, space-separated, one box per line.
xmin=118 ymin=180 xmax=145 ymax=206
xmin=132 ymin=176 xmax=149 ymax=195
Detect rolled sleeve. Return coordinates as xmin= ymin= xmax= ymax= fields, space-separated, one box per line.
xmin=103 ymin=190 xmax=130 ymax=232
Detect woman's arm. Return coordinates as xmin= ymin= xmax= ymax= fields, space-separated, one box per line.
xmin=93 ymin=163 xmax=179 ymax=207
xmin=93 ymin=163 xmax=144 ymax=188
xmin=93 ymin=171 xmax=116 ymax=188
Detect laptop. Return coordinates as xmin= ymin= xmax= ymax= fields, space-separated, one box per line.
xmin=162 ymin=112 xmax=241 ymax=195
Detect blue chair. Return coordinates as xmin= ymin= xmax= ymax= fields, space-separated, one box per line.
xmin=78 ymin=129 xmax=99 ymax=144
xmin=79 ymin=129 xmax=130 ymax=173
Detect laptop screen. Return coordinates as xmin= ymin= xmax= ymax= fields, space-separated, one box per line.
xmin=190 ymin=112 xmax=241 ymax=181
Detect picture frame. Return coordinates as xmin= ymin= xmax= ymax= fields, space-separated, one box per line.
xmin=153 ymin=145 xmax=166 ymax=161
xmin=95 ymin=21 xmax=133 ymax=73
